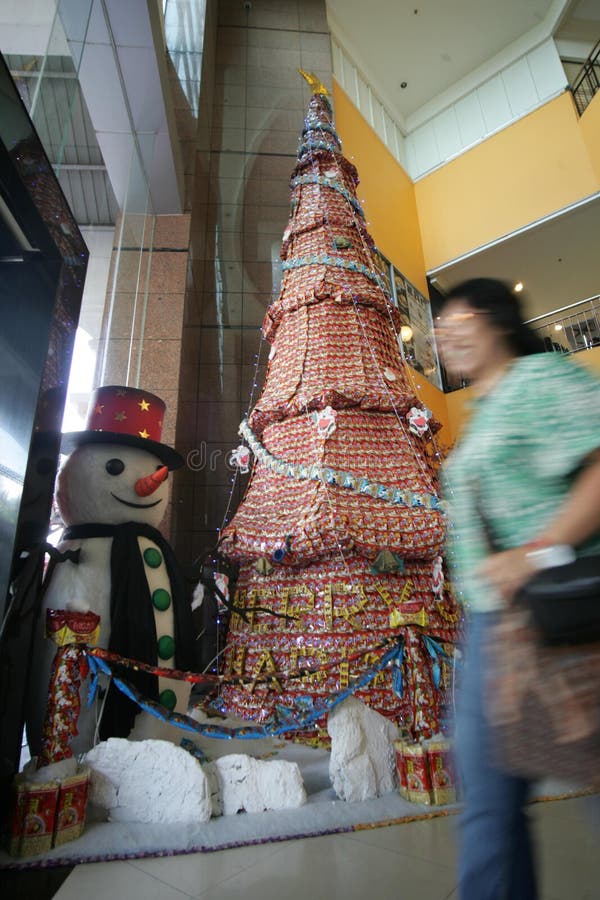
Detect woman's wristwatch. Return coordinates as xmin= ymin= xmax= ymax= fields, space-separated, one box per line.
xmin=525 ymin=542 xmax=576 ymax=570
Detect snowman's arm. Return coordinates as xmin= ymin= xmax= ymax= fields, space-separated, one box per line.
xmin=27 ymin=538 xmax=112 ymax=756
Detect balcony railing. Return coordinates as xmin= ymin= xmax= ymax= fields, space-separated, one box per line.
xmin=526 ymin=294 xmax=600 ymax=355
xmin=570 ymin=40 xmax=600 ymax=115
xmin=441 ymin=294 xmax=600 ymax=392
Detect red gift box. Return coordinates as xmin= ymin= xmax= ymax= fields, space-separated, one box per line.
xmin=9 ymin=779 xmax=59 ymax=856
xmin=54 ymin=768 xmax=90 ymax=847
xmin=426 ymin=738 xmax=457 ymax=805
xmin=8 ymin=765 xmax=90 ymax=856
xmin=394 ymin=739 xmax=408 ymax=798
xmin=403 ymin=742 xmax=433 ymax=804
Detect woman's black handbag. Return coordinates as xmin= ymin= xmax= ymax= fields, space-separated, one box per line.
xmin=476 ymin=489 xmax=600 ymax=646
xmin=515 ymin=554 xmax=600 ymax=646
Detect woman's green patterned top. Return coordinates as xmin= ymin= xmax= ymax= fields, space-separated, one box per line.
xmin=443 ymin=353 xmax=600 ymax=612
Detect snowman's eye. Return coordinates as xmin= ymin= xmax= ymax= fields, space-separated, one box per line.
xmin=105 ymin=458 xmax=125 ymax=476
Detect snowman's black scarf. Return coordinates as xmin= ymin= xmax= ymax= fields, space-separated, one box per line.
xmin=62 ymin=522 xmax=198 ymax=739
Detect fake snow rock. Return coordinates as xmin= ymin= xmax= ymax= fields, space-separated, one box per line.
xmin=27 ymin=386 xmax=197 ymax=756
xmin=206 ymin=754 xmax=306 ymax=816
xmin=328 ymin=697 xmax=399 ymax=802
xmin=84 ymin=738 xmax=212 ymax=824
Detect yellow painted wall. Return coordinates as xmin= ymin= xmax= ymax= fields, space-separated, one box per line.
xmin=333 ymin=80 xmax=428 ymax=295
xmin=579 ymin=92 xmax=600 ymax=185
xmin=332 ymin=81 xmax=455 ymax=446
xmin=444 ymin=350 xmax=600 ymax=441
xmin=415 ymin=92 xmax=600 ymax=271
xmin=405 ymin=364 xmax=452 ymax=445
xmin=444 ymin=386 xmax=473 ymax=444
xmin=574 ymin=345 xmax=600 ymax=378
xmin=333 ymin=78 xmax=600 ymax=449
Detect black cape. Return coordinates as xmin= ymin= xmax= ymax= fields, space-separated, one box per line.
xmin=63 ymin=522 xmax=198 ymax=739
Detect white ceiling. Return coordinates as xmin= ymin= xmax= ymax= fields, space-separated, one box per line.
xmin=327 ymin=0 xmax=599 ymax=319
xmin=326 ymin=0 xmax=561 ymax=122
xmin=557 ymin=0 xmax=600 ymax=41
xmin=433 ymin=197 xmax=600 ymax=319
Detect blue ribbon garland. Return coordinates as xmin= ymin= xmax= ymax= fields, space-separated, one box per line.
xmin=238 ymin=418 xmax=445 ymax=512
xmin=281 ymin=253 xmax=390 ymax=294
xmin=421 ymin=635 xmax=451 ymax=689
xmin=86 ymin=640 xmax=404 ymax=740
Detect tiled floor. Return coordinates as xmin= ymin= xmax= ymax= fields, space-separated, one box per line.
xmin=5 ymin=795 xmax=599 ymax=900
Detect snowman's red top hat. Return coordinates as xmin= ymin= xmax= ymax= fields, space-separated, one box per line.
xmin=61 ymin=386 xmax=183 ymax=469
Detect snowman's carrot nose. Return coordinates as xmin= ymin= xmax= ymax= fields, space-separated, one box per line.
xmin=135 ymin=465 xmax=168 ymax=496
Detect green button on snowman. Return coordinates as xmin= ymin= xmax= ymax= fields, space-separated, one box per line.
xmin=27 ymin=386 xmax=198 ymax=756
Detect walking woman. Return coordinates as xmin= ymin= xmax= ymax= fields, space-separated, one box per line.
xmin=438 ymin=279 xmax=600 ymax=900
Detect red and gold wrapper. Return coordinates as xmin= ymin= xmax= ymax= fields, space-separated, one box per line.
xmin=38 ymin=610 xmax=101 ymax=767
xmin=53 ymin=768 xmax=91 ymax=847
xmin=9 ymin=780 xmax=59 ymax=856
xmin=45 ymin=609 xmax=101 ymax=647
xmin=8 ymin=765 xmax=91 ymax=856
xmin=403 ymin=742 xmax=433 ymax=804
xmin=217 ymin=90 xmax=460 ymax=742
xmin=219 ymin=556 xmax=457 ymax=740
xmin=394 ymin=740 xmax=409 ymax=799
xmin=426 ymin=737 xmax=457 ymax=805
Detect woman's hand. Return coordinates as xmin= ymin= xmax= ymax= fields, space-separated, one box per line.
xmin=478 ymin=548 xmax=536 ymax=604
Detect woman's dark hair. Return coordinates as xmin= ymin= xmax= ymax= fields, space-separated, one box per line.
xmin=441 ymin=278 xmax=545 ymax=357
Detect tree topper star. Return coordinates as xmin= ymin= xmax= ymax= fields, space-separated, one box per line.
xmin=298 ymin=69 xmax=329 ymax=96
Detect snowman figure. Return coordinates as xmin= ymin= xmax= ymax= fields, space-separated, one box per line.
xmin=27 ymin=386 xmax=197 ymax=756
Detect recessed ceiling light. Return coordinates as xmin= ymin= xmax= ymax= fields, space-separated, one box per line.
xmin=554 ymin=323 xmax=563 ymax=331
xmin=514 ymin=282 xmax=523 ymax=292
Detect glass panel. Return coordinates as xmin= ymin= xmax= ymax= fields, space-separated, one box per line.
xmin=0 ymin=49 xmax=88 ymax=777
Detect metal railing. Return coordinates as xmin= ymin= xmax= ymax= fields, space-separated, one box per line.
xmin=570 ymin=39 xmax=600 ymax=115
xmin=526 ymin=294 xmax=600 ymax=355
xmin=441 ymin=294 xmax=600 ymax=392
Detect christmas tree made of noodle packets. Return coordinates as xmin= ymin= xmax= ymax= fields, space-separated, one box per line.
xmin=218 ymin=73 xmax=459 ymax=742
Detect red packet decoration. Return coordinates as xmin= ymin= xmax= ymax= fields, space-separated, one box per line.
xmin=9 ymin=764 xmax=91 ymax=856
xmin=38 ymin=609 xmax=100 ymax=767
xmin=394 ymin=737 xmax=458 ymax=806
xmin=431 ymin=556 xmax=444 ymax=597
xmin=394 ymin=739 xmax=409 ymax=799
xmin=53 ymin=768 xmax=91 ymax=847
xmin=9 ymin=779 xmax=59 ymax=856
xmin=403 ymin=742 xmax=433 ymax=804
xmin=425 ymin=736 xmax=457 ymax=805
xmin=214 ymin=572 xmax=230 ymax=612
xmin=406 ymin=407 xmax=432 ymax=437
xmin=216 ymin=76 xmax=459 ymax=743
xmin=312 ymin=406 xmax=337 ymax=439
xmin=229 ymin=444 xmax=251 ymax=474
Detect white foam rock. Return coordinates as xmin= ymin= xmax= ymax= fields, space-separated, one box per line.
xmin=208 ymin=754 xmax=306 ymax=816
xmin=84 ymin=738 xmax=212 ymax=824
xmin=328 ymin=697 xmax=399 ymax=802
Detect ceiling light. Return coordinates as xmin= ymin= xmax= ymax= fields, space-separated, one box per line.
xmin=400 ymin=325 xmax=413 ymax=342
xmin=514 ymin=282 xmax=523 ymax=292
xmin=554 ymin=323 xmax=563 ymax=331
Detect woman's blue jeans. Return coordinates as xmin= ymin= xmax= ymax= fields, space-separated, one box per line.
xmin=456 ymin=612 xmax=538 ymax=900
